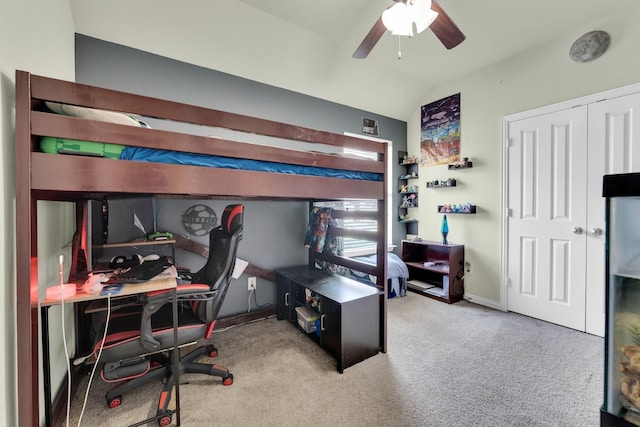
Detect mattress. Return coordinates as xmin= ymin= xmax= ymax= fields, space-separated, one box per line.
xmin=40 ymin=102 xmax=382 ymax=181
xmin=39 ymin=138 xmax=382 ymax=181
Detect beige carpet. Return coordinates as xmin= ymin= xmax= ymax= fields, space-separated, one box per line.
xmin=67 ymin=293 xmax=603 ymax=426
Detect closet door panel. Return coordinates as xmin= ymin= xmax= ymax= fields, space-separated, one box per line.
xmin=586 ymin=92 xmax=640 ymax=336
xmin=506 ymin=107 xmax=588 ymax=330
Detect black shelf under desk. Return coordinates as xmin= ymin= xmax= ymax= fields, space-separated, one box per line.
xmin=275 ymin=265 xmax=383 ymax=373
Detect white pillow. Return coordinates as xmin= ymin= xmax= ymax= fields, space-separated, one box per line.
xmin=46 ymin=101 xmax=141 ymax=127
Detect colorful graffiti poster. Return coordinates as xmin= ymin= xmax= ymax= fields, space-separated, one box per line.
xmin=420 ymin=93 xmax=461 ymax=166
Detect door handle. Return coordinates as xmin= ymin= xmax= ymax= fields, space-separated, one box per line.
xmin=321 ymin=314 xmax=325 ymax=331
xmin=572 ymin=226 xmax=583 ymax=234
xmin=590 ymin=227 xmax=602 ymax=235
xmin=285 ymin=292 xmax=289 ymax=307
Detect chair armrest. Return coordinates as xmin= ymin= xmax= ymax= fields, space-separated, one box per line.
xmin=139 ymin=283 xmax=214 ymax=352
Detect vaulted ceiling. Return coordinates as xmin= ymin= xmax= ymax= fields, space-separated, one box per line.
xmin=69 ymin=0 xmax=638 ymax=120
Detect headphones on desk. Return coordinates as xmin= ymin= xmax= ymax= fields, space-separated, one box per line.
xmin=109 ymin=254 xmax=144 ymax=269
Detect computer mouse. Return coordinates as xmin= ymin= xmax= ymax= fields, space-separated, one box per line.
xmin=143 ymin=254 xmax=160 ymax=261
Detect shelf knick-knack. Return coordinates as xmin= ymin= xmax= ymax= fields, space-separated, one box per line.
xmin=441 ymin=215 xmax=449 ymax=245
xmin=448 ymin=157 xmax=473 ymax=170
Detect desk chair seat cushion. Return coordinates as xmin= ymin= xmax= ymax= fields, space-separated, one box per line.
xmin=96 ymin=303 xmax=205 ymax=365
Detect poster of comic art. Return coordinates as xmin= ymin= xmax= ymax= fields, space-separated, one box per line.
xmin=420 ymin=93 xmax=461 ymax=166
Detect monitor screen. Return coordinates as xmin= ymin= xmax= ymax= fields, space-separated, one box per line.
xmin=105 ymin=196 xmax=158 ymax=244
xmin=81 ymin=199 xmax=105 ymax=271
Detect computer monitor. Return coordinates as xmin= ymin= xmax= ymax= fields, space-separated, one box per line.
xmin=82 ymin=196 xmax=158 ymax=271
xmin=81 ymin=199 xmax=105 ymax=271
xmin=104 ymin=196 xmax=157 ymax=244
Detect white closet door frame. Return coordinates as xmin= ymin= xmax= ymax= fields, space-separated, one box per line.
xmin=500 ymin=81 xmax=640 ymax=311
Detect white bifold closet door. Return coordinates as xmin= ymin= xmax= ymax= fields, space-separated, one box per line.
xmin=506 ymin=92 xmax=640 ymax=336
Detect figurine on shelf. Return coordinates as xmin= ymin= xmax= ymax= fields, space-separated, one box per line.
xmin=399 ymin=184 xmax=407 ymax=193
xmin=402 ymin=155 xmax=418 ymax=165
xmin=448 ymin=157 xmax=472 ymax=169
xmin=439 ymin=202 xmax=475 ymax=213
xmin=441 ymin=215 xmax=449 ymax=245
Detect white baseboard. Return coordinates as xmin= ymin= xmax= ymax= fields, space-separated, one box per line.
xmin=461 ymin=293 xmax=504 ymax=311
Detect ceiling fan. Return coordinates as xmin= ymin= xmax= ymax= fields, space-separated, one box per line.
xmin=353 ymin=0 xmax=465 ymax=59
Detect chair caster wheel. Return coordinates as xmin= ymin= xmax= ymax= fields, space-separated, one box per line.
xmin=209 ymin=347 xmax=218 ymax=358
xmin=158 ymin=414 xmax=172 ymax=426
xmin=223 ymin=373 xmax=233 ymax=386
xmin=107 ymin=395 xmax=122 ymax=409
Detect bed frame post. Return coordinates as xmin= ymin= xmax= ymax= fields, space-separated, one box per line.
xmin=15 ymin=70 xmax=39 ymax=426
xmin=378 ymin=144 xmax=389 ymax=353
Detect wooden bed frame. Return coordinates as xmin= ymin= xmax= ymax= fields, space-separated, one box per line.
xmin=14 ymin=70 xmax=389 ymax=426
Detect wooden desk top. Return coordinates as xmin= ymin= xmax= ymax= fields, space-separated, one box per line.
xmin=40 ymin=277 xmax=177 ymax=307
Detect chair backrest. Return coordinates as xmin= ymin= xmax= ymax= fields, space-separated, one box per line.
xmin=191 ymin=204 xmax=244 ymax=322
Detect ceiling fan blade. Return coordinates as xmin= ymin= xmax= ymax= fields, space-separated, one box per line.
xmin=429 ymin=0 xmax=466 ymax=49
xmin=353 ymin=16 xmax=386 ymax=59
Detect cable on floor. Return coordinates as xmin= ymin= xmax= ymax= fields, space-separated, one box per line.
xmin=77 ymin=293 xmax=112 ymax=426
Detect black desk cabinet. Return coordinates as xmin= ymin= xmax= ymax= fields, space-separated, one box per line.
xmin=275 ymin=265 xmax=382 ymax=373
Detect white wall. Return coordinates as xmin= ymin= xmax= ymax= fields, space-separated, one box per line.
xmin=407 ymin=4 xmax=640 ymax=307
xmin=0 ymin=0 xmax=75 ymax=424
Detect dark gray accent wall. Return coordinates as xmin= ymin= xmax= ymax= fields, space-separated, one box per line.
xmin=75 ymin=34 xmax=407 ymax=317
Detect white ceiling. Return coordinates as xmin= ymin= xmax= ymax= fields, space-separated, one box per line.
xmin=69 ymin=0 xmax=638 ymax=121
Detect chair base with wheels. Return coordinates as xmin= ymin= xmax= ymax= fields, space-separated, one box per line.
xmin=93 ymin=204 xmax=244 ymax=425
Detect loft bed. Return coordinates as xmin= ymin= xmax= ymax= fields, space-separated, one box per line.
xmin=14 ymin=70 xmax=389 ymax=426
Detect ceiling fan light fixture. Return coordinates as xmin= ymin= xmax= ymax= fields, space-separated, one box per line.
xmin=382 ymin=0 xmax=438 ymax=37
xmin=408 ymin=0 xmax=438 ymax=34
xmin=413 ymin=9 xmax=438 ymax=34
xmin=352 ymin=0 xmax=464 ymax=59
xmin=382 ymin=2 xmax=413 ymax=36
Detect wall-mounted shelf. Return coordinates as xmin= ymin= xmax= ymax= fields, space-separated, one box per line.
xmin=399 ymin=219 xmax=418 ymax=225
xmin=400 ymin=173 xmax=419 ymax=180
xmin=437 ymin=204 xmax=477 ymax=214
xmin=448 ymin=157 xmax=473 ymax=170
xmin=426 ymin=178 xmax=456 ymax=188
xmin=399 ymin=150 xmax=419 ymax=167
xmin=398 ymin=151 xmax=419 ymax=235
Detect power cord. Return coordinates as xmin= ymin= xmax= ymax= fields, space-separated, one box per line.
xmin=247 ymin=288 xmax=273 ymax=312
xmin=252 ymin=288 xmax=272 ymax=309
xmin=60 ymin=282 xmax=71 ymax=427
xmin=77 ymin=293 xmax=112 ymax=426
xmin=247 ymin=289 xmax=253 ymax=312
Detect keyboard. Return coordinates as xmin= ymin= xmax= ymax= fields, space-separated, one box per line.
xmin=106 ymin=256 xmax=173 ymax=284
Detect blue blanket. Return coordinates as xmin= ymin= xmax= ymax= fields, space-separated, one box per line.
xmin=120 ymin=147 xmax=383 ymax=181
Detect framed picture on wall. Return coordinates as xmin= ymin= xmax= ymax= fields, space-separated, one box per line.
xmin=420 ymin=93 xmax=461 ymax=167
xmin=362 ymin=117 xmax=379 ymax=136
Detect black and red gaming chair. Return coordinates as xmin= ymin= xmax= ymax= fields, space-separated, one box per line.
xmin=94 ymin=204 xmax=244 ymax=425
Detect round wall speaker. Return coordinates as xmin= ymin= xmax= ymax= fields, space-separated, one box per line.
xmin=569 ymin=30 xmax=611 ymax=63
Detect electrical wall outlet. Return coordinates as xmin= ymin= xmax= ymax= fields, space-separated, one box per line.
xmin=248 ymin=276 xmax=257 ymax=291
